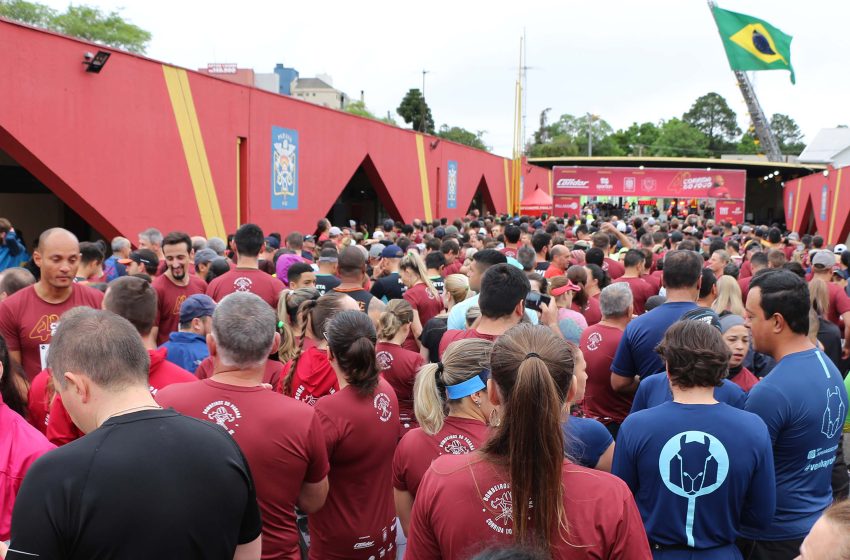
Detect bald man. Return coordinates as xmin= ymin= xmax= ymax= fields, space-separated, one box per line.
xmin=544 ymin=245 xmax=570 ymax=279
xmin=0 ymin=228 xmax=103 ymax=380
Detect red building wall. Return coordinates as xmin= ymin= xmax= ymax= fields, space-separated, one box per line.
xmin=784 ymin=166 xmax=850 ymax=244
xmin=0 ymin=19 xmax=542 ymax=241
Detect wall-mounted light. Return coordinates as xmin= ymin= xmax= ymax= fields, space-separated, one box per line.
xmin=83 ymin=50 xmax=111 ymax=73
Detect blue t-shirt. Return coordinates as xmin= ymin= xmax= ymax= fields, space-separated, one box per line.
xmin=631 ymin=372 xmax=747 ymax=414
xmin=160 ymin=332 xmax=209 ymax=374
xmin=612 ymin=301 xmax=698 ymax=380
xmin=446 ymin=293 xmax=539 ymax=330
xmin=103 ymin=255 xmax=127 ymax=282
xmin=613 ymin=402 xmax=775 ymax=557
xmin=563 ymin=416 xmax=613 ymax=469
xmin=740 ymin=348 xmax=849 ymax=541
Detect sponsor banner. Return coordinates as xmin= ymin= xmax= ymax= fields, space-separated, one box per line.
xmin=554 ymin=196 xmax=582 ymax=216
xmin=716 ymin=200 xmax=745 ymax=223
xmin=447 ymin=160 xmax=458 ymax=209
xmin=553 ymin=167 xmax=746 ymax=200
xmin=271 ymin=126 xmax=298 ymax=210
xmin=821 ymin=184 xmax=828 ymax=222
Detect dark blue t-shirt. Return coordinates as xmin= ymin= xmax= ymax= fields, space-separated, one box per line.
xmin=740 ymin=348 xmax=849 ymax=541
xmin=563 ymin=416 xmax=613 ymax=469
xmin=613 ymin=402 xmax=775 ymax=556
xmin=630 ymin=372 xmax=747 ymax=414
xmin=160 ymin=332 xmax=209 ymax=374
xmin=611 ymin=301 xmax=698 ymax=380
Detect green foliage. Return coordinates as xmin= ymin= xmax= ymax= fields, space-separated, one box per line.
xmin=770 ymin=113 xmax=805 ymax=155
xmin=736 ymin=130 xmax=760 ymax=154
xmin=527 ymin=111 xmax=621 ymax=156
xmin=609 ymin=122 xmax=660 ymax=156
xmin=437 ymin=125 xmax=489 ymax=151
xmin=345 ymin=100 xmax=376 ymax=119
xmin=0 ymin=0 xmax=151 ymax=53
xmin=682 ymin=92 xmax=741 ymax=156
xmin=397 ymin=88 xmax=434 ymax=134
xmin=649 ymin=118 xmax=711 ymax=157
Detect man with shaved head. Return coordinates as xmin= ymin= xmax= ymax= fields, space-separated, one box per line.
xmin=0 ymin=228 xmax=103 ymax=380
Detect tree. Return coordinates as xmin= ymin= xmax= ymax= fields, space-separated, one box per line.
xmin=682 ymin=92 xmax=741 ymax=156
xmin=0 ymin=0 xmax=151 ymax=53
xmin=650 ymin=118 xmax=711 ymax=157
xmin=345 ymin=100 xmax=376 ymax=119
xmin=770 ymin=113 xmax=806 ymax=155
xmin=437 ymin=125 xmax=489 ymax=151
xmin=526 ymin=112 xmax=621 ymax=157
xmin=397 ymin=88 xmax=434 ymax=134
xmin=610 ymin=122 xmax=660 ymax=156
xmin=736 ymin=128 xmax=760 ymax=155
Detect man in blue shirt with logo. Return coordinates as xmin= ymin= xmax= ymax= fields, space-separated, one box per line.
xmin=738 ymin=269 xmax=849 ymax=559
xmin=611 ymin=250 xmax=702 ymax=394
xmin=160 ymin=294 xmax=216 ymax=374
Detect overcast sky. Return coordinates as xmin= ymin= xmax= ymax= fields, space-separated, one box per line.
xmin=40 ymin=0 xmax=849 ymax=157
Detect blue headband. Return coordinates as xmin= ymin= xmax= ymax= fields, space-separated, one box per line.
xmin=445 ymin=370 xmax=490 ymax=400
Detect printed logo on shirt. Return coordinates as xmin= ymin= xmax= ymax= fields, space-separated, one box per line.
xmin=233 ymin=276 xmax=253 ymax=292
xmin=373 ymin=392 xmax=392 ymax=422
xmin=172 ymin=295 xmax=187 ymax=316
xmin=822 ymin=386 xmax=845 ymax=439
xmin=376 ymin=351 xmax=393 ymax=371
xmin=203 ymin=400 xmax=242 ymax=434
xmin=586 ymin=331 xmax=603 ymax=351
xmin=29 ymin=313 xmax=60 ymax=342
xmin=439 ymin=434 xmax=476 ymax=454
xmin=482 ymin=483 xmax=514 ymax=534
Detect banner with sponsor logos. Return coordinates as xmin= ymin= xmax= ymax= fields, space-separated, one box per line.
xmin=715 ymin=200 xmax=746 ymax=223
xmin=271 ymin=126 xmax=299 ymax=210
xmin=553 ymin=167 xmax=746 ymax=200
xmin=446 ymin=160 xmax=458 ymax=209
xmin=553 ymin=196 xmax=582 ymax=216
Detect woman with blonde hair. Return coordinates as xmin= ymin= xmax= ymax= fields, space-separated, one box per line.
xmin=393 ymin=338 xmax=494 ymax=534
xmin=712 ymin=275 xmax=746 ymax=316
xmin=400 ymin=252 xmax=444 ymax=352
xmin=810 ymin=278 xmax=843 ymax=366
xmin=566 ymin=265 xmax=601 ymax=326
xmin=405 ymin=324 xmax=650 ymax=559
xmin=376 ymin=299 xmax=425 ymax=432
xmin=275 ymin=287 xmax=320 ymax=363
xmin=419 ymin=274 xmax=469 ymax=363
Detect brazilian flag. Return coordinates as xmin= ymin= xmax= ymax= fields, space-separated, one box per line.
xmin=711 ymin=6 xmax=795 ymax=84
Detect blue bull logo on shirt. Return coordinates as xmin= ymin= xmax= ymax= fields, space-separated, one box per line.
xmin=670 ymin=435 xmax=719 ymax=495
xmin=822 ymin=386 xmax=845 ymax=439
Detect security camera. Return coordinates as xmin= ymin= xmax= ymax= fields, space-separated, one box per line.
xmin=83 ymin=52 xmax=94 ymax=62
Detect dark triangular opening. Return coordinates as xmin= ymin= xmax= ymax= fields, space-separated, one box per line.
xmin=798 ymin=196 xmax=816 ymax=235
xmin=325 ymin=155 xmax=401 ymax=231
xmin=466 ymin=175 xmax=496 ymax=215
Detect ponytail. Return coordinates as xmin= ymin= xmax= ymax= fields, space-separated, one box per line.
xmin=401 ymin=252 xmax=440 ymax=300
xmin=282 ymin=298 xmax=318 ymax=395
xmin=326 ymin=310 xmax=379 ymax=397
xmin=413 ymin=338 xmax=493 ymax=434
xmin=277 ymin=288 xmax=321 ymax=364
xmin=482 ymin=323 xmax=574 ymax=550
xmin=378 ymin=299 xmax=414 ymax=341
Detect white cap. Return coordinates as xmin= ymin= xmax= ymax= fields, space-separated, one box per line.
xmin=616 ymin=221 xmax=627 ymax=233
xmin=372 ymin=230 xmax=385 ymax=240
xmin=835 ymin=244 xmax=847 ymax=254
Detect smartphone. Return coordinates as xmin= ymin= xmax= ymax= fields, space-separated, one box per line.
xmin=524 ymin=292 xmax=551 ymax=312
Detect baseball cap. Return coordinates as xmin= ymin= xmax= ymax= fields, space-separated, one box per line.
xmin=372 ymin=230 xmax=385 ymax=240
xmin=194 ymin=248 xmax=218 ymax=265
xmin=318 ymin=247 xmax=339 ymax=263
xmin=179 ymin=294 xmax=216 ymax=324
xmin=813 ymin=251 xmax=836 ymax=269
xmin=380 ymin=244 xmax=404 ymax=258
xmin=119 ymin=249 xmax=158 ymax=267
xmin=787 ymin=232 xmax=800 ymax=242
xmin=647 ymin=217 xmax=657 ymax=226
xmin=551 ymin=279 xmax=582 ymax=297
xmin=303 ymin=234 xmax=316 ymax=242
xmin=680 ymin=307 xmax=721 ymax=331
xmin=369 ymin=244 xmax=385 ymax=259
xmin=329 ymin=226 xmax=342 ymax=237
xmin=834 ymin=244 xmax=847 ymax=254
xmin=264 ymin=236 xmax=280 ymax=250
xmin=741 ymin=225 xmax=753 ymax=234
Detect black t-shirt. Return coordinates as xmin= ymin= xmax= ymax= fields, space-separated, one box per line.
xmin=8 ymin=409 xmax=261 ymax=560
xmin=333 ymin=287 xmax=374 ymax=312
xmin=420 ymin=316 xmax=448 ymax=363
xmin=314 ymin=273 xmax=341 ymax=296
xmin=430 ymin=276 xmax=445 ymax=295
xmin=535 ymin=261 xmax=551 ymax=272
xmin=370 ymin=271 xmax=406 ymax=301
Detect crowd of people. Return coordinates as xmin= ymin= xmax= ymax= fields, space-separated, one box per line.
xmin=0 ymin=210 xmax=849 ymax=559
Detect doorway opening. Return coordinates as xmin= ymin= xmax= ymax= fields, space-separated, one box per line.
xmin=325 ymin=155 xmax=401 ymax=232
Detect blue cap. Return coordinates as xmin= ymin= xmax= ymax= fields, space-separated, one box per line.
xmin=381 ymin=244 xmax=404 ymax=258
xmin=179 ymin=294 xmax=217 ymax=324
xmin=264 ymin=236 xmax=280 ymax=250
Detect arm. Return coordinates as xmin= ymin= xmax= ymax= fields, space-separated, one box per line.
xmin=611 ymin=372 xmax=640 ymax=394
xmin=233 ymin=535 xmax=261 ymax=560
xmin=368 ymin=297 xmax=386 ymax=329
xmin=842 ymin=311 xmax=850 ymax=359
xmin=602 ymin=222 xmax=633 ymax=249
xmin=594 ymin=441 xmax=615 ymax=473
xmin=297 ymin=477 xmax=329 ymax=514
xmin=394 ymin=488 xmax=415 ymax=535
xmin=740 ymin=424 xmax=776 ymax=530
xmin=539 ymin=301 xmax=562 ymax=339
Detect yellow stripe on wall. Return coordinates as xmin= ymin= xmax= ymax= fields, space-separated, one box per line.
xmin=162 ymin=65 xmax=226 ymax=239
xmin=828 ymin=168 xmax=843 ymax=242
xmin=503 ymin=159 xmax=511 ymax=215
xmin=414 ymin=135 xmax=433 ymax=222
xmin=548 ymin=169 xmax=553 ymax=197
xmin=792 ymin=179 xmax=802 ymax=230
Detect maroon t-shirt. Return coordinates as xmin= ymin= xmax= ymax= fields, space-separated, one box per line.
xmin=376 ymin=341 xmax=425 ymax=431
xmin=739 ymin=260 xmax=752 ymax=279
xmin=603 ymin=257 xmax=625 ymax=280
xmin=729 ymin=366 xmax=760 ymax=393
xmin=404 ymin=283 xmax=444 ymax=352
xmin=309 ymin=378 xmax=400 ymax=559
xmin=499 ymin=247 xmax=518 ymax=259
xmin=442 ymin=260 xmax=463 ymax=276
xmin=156 ymin=379 xmax=329 ymax=560
xmin=152 ymin=274 xmax=208 ymax=345
xmin=641 ymin=273 xmax=662 ymax=295
xmin=612 ymin=276 xmax=654 ymax=315
xmin=571 ymin=297 xmax=602 ymax=326
xmin=405 ymin=454 xmax=651 ymax=560
xmin=392 ymin=416 xmax=488 ymax=497
xmin=0 ymin=284 xmax=104 ymax=380
xmin=824 ymin=281 xmax=850 ymax=329
xmin=438 ymin=329 xmax=498 ymax=359
xmin=738 ymin=275 xmax=753 ymax=303
xmin=196 ymin=356 xmax=283 ymax=388
xmin=580 ymin=324 xmax=633 ymax=424
xmin=207 ymin=268 xmax=285 ymax=309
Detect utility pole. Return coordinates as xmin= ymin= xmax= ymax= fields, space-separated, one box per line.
xmin=587 ymin=113 xmax=598 ymax=156
xmin=419 ymin=69 xmax=429 ymax=133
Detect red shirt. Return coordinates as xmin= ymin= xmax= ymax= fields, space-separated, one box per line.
xmin=612 ymin=277 xmax=654 ymax=315
xmin=376 ymin=341 xmax=425 ymax=431
xmin=152 ymin=274 xmax=208 ymax=345
xmin=207 ymin=268 xmax=285 ymax=309
xmin=580 ymin=324 xmax=633 ymax=424
xmin=438 ymin=329 xmax=498 ymax=359
xmin=0 ymin=285 xmax=104 ymax=380
xmin=824 ymin=281 xmax=850 ymax=330
xmin=156 ymin=379 xmax=329 ymax=560
xmin=27 ymin=368 xmax=51 ymax=434
xmin=392 ymin=416 xmax=488 ymax=497
xmin=443 ymin=260 xmax=463 ymax=276
xmin=543 ymin=264 xmax=565 ymax=279
xmin=571 ymin=297 xmax=602 ymax=326
xmin=309 ymin=379 xmax=400 ymax=559
xmin=739 ymin=260 xmax=752 ymax=279
xmin=282 ymin=338 xmax=339 ymax=406
xmin=404 ymin=283 xmax=444 ymax=352
xmin=738 ymin=275 xmax=753 ymax=303
xmin=196 ymin=356 xmax=283 ymax=388
xmin=405 ymin=454 xmax=651 ymax=560
xmin=729 ymin=366 xmax=760 ymax=392
xmin=46 ymin=348 xmax=196 ymax=445
xmin=641 ymin=273 xmax=661 ymax=295
xmin=499 ymin=247 xmax=518 ymax=259
xmin=603 ymin=257 xmax=625 ymax=280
